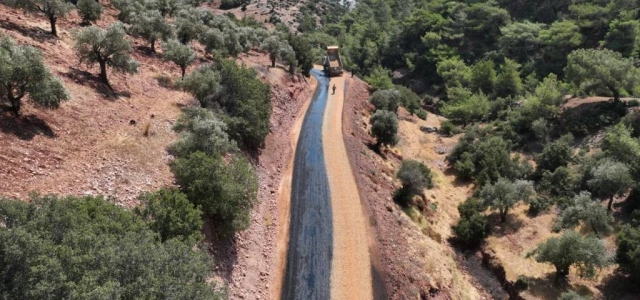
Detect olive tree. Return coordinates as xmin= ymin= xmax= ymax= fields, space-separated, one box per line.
xmin=480 ymin=178 xmax=535 ymax=222
xmin=565 ymin=49 xmax=640 ymax=102
xmin=0 ymin=36 xmax=68 ymax=117
xmin=587 ymin=159 xmax=634 ymax=211
xmin=553 ymin=192 xmax=614 ymax=236
xmin=369 ymin=110 xmax=399 ymax=150
xmin=260 ymin=35 xmax=293 ymax=68
xmin=162 ymin=39 xmax=196 ymax=78
xmin=394 ymin=160 xmax=434 ymax=205
xmin=73 ymin=23 xmax=139 ymax=87
xmin=527 ymin=231 xmax=608 ymax=280
xmin=2 ymin=0 xmax=74 ymax=36
xmin=369 ymin=89 xmax=400 ymax=113
xmin=617 ymin=225 xmax=640 ymax=281
xmin=76 ymin=0 xmax=103 ymax=24
xmin=171 ymin=107 xmax=238 ymax=158
xmin=127 ymin=9 xmax=174 ymax=52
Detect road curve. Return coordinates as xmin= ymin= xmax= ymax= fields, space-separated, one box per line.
xmin=281 ymin=69 xmax=333 ymax=300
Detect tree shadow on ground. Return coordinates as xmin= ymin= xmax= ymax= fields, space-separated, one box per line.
xmin=599 ymin=270 xmax=640 ymax=299
xmin=0 ymin=111 xmax=54 ymax=140
xmin=0 ymin=19 xmax=56 ymax=44
xmin=62 ymin=67 xmax=131 ymax=99
xmin=521 ymin=273 xmax=594 ymax=300
xmin=202 ymin=218 xmax=238 ymax=284
xmin=443 ymin=166 xmax=474 ymax=188
xmin=487 ymin=212 xmax=526 ymax=237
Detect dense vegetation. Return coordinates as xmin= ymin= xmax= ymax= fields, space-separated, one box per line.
xmin=0 ymin=195 xmax=223 ymax=299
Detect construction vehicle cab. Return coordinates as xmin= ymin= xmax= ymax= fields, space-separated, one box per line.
xmin=323 ymin=46 xmax=344 ymax=77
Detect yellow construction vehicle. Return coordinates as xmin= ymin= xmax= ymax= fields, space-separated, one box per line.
xmin=323 ymin=46 xmax=344 ymax=77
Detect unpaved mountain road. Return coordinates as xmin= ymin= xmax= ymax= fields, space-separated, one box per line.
xmin=281 ymin=68 xmax=374 ymax=299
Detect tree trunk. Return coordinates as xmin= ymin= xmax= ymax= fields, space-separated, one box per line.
xmin=151 ymin=39 xmax=156 ymax=53
xmin=271 ymin=57 xmax=276 ymax=68
xmin=49 ymin=15 xmax=57 ymax=37
xmin=555 ymin=265 xmax=569 ymax=282
xmin=608 ymin=196 xmax=614 ymax=211
xmin=609 ymin=85 xmax=621 ymax=103
xmin=99 ymin=60 xmax=111 ymax=88
xmin=181 ymin=66 xmax=186 ymax=79
xmin=500 ymin=209 xmax=508 ymax=223
xmin=7 ymin=92 xmax=21 ymax=117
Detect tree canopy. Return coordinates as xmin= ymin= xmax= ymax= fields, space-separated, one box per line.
xmin=480 ymin=178 xmax=535 ymax=222
xmin=73 ymin=23 xmax=139 ymax=87
xmin=0 ymin=36 xmax=68 ymax=116
xmin=565 ymin=49 xmax=640 ymax=102
xmin=2 ymin=0 xmax=74 ymax=36
xmin=369 ymin=109 xmax=399 ymax=149
xmin=0 ymin=195 xmax=223 ymax=299
xmin=528 ymin=230 xmax=608 ymax=279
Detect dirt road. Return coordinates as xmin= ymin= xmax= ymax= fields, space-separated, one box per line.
xmin=323 ymin=75 xmax=373 ymax=299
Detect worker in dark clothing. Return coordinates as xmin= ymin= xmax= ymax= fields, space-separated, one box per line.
xmin=332 ymin=84 xmax=336 ymax=95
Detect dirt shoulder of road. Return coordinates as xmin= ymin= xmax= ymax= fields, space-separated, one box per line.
xmin=323 ymin=75 xmax=374 ymax=299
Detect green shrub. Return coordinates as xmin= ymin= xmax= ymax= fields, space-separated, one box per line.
xmin=77 ymin=0 xmax=103 ymax=23
xmin=416 ymin=109 xmax=428 ymax=120
xmin=535 ymin=137 xmax=574 ymax=174
xmin=364 ymin=66 xmax=393 ymax=90
xmin=452 ymin=198 xmax=488 ymax=247
xmin=394 ymin=160 xmax=434 ymax=206
xmin=171 ymin=107 xmax=238 ymax=158
xmin=514 ymin=275 xmax=529 ymax=291
xmin=369 ymin=110 xmax=399 ymax=149
xmin=171 ymin=152 xmax=258 ymax=235
xmin=440 ymin=120 xmax=460 ymax=136
xmin=136 ymin=189 xmax=204 ymax=243
xmin=220 ymin=0 xmax=244 ymax=9
xmin=181 ymin=61 xmax=272 ymax=150
xmin=617 ymin=225 xmax=640 ymax=281
xmin=528 ymin=197 xmax=552 ymax=216
xmin=0 ymin=195 xmax=221 ymax=299
xmin=395 ymin=85 xmax=421 ymax=114
xmin=369 ymin=89 xmax=400 ymax=113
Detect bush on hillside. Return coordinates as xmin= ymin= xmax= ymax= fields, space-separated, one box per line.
xmin=394 ymin=160 xmax=434 ymax=206
xmin=369 ymin=89 xmax=400 ymax=113
xmin=452 ymin=198 xmax=488 ymax=247
xmin=77 ymin=0 xmax=103 ymax=23
xmin=369 ymin=110 xmax=399 ymax=149
xmin=0 ymin=195 xmax=222 ymax=299
xmin=171 ymin=107 xmax=238 ymax=158
xmin=136 ymin=188 xmax=204 ymax=243
xmin=220 ymin=0 xmax=244 ymax=10
xmin=171 ymin=151 xmax=258 ymax=235
xmin=180 ymin=60 xmax=271 ymax=150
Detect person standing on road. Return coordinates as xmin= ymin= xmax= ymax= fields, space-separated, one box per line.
xmin=332 ymin=84 xmax=336 ymax=95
